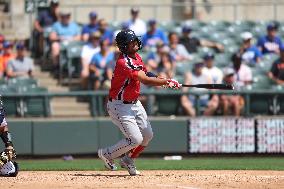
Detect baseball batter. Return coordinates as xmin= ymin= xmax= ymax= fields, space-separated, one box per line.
xmin=98 ymin=29 xmax=181 ymax=176
xmin=0 ymin=97 xmax=18 ymax=177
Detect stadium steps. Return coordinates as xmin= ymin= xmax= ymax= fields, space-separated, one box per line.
xmin=33 ymin=65 xmax=91 ymax=117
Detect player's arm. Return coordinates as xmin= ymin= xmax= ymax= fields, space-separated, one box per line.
xmin=137 ymin=71 xmax=181 ymax=89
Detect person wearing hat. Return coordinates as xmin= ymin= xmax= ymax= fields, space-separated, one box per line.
xmin=33 ymin=0 xmax=59 ymax=57
xmin=268 ymin=47 xmax=284 ymax=85
xmin=80 ymin=31 xmax=101 ymax=90
xmin=202 ymin=52 xmax=223 ymax=84
xmin=98 ymin=19 xmax=114 ymax=44
xmin=239 ymin=32 xmax=262 ymax=65
xmin=181 ymin=62 xmax=217 ymax=116
xmin=127 ymin=7 xmax=147 ymax=36
xmin=81 ymin=11 xmax=99 ymax=42
xmin=6 ymin=43 xmax=34 ymax=79
xmin=50 ymin=11 xmax=80 ymax=66
xmin=0 ymin=41 xmax=15 ymax=77
xmin=179 ymin=25 xmax=224 ymax=54
xmin=141 ymin=19 xmax=168 ymax=50
xmin=257 ymin=22 xmax=283 ymax=54
xmin=219 ymin=67 xmax=244 ymax=116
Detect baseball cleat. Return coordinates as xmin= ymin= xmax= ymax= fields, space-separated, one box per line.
xmin=119 ymin=156 xmax=140 ymax=176
xmin=98 ymin=149 xmax=117 ymax=171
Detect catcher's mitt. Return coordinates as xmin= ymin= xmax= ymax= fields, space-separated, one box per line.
xmin=0 ymin=147 xmax=16 ymax=166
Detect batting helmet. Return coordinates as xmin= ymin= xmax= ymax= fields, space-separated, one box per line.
xmin=115 ymin=29 xmax=142 ymax=54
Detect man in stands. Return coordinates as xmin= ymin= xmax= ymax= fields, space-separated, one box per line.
xmin=142 ymin=19 xmax=168 ymax=50
xmin=0 ymin=41 xmax=15 ymax=78
xmin=239 ymin=32 xmax=262 ymax=66
xmin=168 ymin=32 xmax=192 ymax=62
xmin=257 ymin=22 xmax=283 ymax=54
xmin=97 ymin=19 xmax=114 ymax=44
xmin=33 ymin=0 xmax=59 ymax=57
xmin=179 ymin=25 xmax=224 ymax=54
xmin=181 ymin=62 xmax=218 ymax=116
xmin=81 ymin=11 xmax=99 ymax=42
xmin=6 ymin=43 xmax=34 ymax=79
xmin=202 ymin=53 xmax=223 ymax=84
xmin=49 ymin=11 xmax=81 ymax=67
xmin=80 ymin=31 xmax=101 ymax=90
xmin=220 ymin=68 xmax=244 ymax=116
xmin=128 ymin=7 xmax=147 ymax=36
xmin=268 ymin=48 xmax=284 ymax=85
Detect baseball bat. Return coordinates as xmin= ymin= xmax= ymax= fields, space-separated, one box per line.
xmin=181 ymin=84 xmax=234 ymax=90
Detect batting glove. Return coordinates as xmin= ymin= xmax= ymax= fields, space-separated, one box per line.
xmin=166 ymin=79 xmax=181 ymax=90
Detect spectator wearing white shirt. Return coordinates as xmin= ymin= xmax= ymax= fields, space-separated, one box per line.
xmin=231 ymin=52 xmax=252 ymax=89
xmin=128 ymin=7 xmax=147 ymax=37
xmin=80 ymin=31 xmax=101 ymax=90
xmin=202 ymin=53 xmax=223 ymax=84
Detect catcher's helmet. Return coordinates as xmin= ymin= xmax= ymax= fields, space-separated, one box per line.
xmin=0 ymin=161 xmax=19 ymax=177
xmin=115 ymin=29 xmax=142 ymax=54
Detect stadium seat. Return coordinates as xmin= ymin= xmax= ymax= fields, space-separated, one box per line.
xmin=214 ymin=53 xmax=231 ymax=68
xmin=207 ymin=20 xmax=230 ymax=31
xmin=155 ymin=93 xmax=181 ymax=115
xmin=176 ymin=62 xmax=193 ymax=76
xmin=252 ymin=75 xmax=273 ymax=89
xmin=66 ymin=43 xmax=83 ymax=83
xmin=7 ymin=78 xmax=38 ymax=87
xmin=249 ymin=93 xmax=274 ymax=115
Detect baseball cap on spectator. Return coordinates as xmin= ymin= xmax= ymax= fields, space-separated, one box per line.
xmin=148 ymin=19 xmax=157 ymax=26
xmin=182 ymin=25 xmax=192 ymax=33
xmin=267 ymin=22 xmax=278 ymax=31
xmin=16 ymin=43 xmax=25 ymax=50
xmin=223 ymin=67 xmax=235 ymax=77
xmin=89 ymin=11 xmax=97 ymax=19
xmin=50 ymin=0 xmax=59 ymax=6
xmin=203 ymin=52 xmax=215 ymax=61
xmin=131 ymin=7 xmax=139 ymax=14
xmin=60 ymin=10 xmax=71 ymax=17
xmin=3 ymin=41 xmax=12 ymax=48
xmin=90 ymin=31 xmax=101 ymax=39
xmin=194 ymin=62 xmax=204 ymax=68
xmin=241 ymin=32 xmax=253 ymax=41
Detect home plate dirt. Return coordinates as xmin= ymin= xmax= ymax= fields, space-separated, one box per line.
xmin=1 ymin=170 xmax=284 ymax=189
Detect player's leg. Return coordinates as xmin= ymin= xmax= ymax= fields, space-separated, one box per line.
xmin=98 ymin=101 xmax=143 ymax=171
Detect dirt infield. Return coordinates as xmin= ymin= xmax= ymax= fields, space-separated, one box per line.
xmin=1 ymin=170 xmax=284 ymax=189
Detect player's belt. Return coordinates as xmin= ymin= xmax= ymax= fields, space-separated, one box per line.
xmin=109 ymin=97 xmax=137 ymax=104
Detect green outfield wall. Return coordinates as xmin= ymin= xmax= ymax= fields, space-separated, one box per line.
xmin=1 ymin=117 xmax=283 ymax=155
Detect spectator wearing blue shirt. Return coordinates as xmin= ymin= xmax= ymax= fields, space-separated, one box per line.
xmin=98 ymin=19 xmax=114 ymax=44
xmin=81 ymin=11 xmax=99 ymax=42
xmin=49 ymin=11 xmax=81 ymax=66
xmin=257 ymin=23 xmax=283 ymax=54
xmin=141 ymin=19 xmax=168 ymax=50
xmin=89 ymin=39 xmax=115 ymax=90
xmin=33 ymin=0 xmax=59 ymax=57
xmin=240 ymin=32 xmax=262 ymax=65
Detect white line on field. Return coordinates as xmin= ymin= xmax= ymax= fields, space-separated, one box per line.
xmin=155 ymin=184 xmax=199 ymax=189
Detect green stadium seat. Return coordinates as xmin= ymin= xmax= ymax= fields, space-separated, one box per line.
xmin=155 ymin=93 xmax=181 ymax=115
xmin=214 ymin=53 xmax=231 ymax=68
xmin=252 ymin=75 xmax=273 ymax=89
xmin=249 ymin=93 xmax=274 ymax=115
xmin=7 ymin=78 xmax=38 ymax=87
xmin=207 ymin=20 xmax=230 ymax=31
xmin=175 ymin=62 xmax=193 ymax=76
xmin=0 ymin=85 xmax=19 ymax=117
xmin=66 ymin=43 xmax=83 ymax=81
xmin=159 ymin=21 xmax=179 ymax=32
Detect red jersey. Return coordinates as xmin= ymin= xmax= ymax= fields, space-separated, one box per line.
xmin=109 ymin=53 xmax=147 ymax=101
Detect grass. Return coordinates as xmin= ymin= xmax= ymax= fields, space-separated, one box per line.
xmin=17 ymin=157 xmax=284 ymax=171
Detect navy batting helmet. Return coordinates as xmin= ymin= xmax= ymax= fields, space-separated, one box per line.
xmin=115 ymin=29 xmax=142 ymax=54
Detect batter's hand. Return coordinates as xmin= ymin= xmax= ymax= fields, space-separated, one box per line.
xmin=166 ymin=79 xmax=181 ymax=90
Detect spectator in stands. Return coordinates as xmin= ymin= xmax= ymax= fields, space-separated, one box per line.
xmin=89 ymin=39 xmax=115 ymax=90
xmin=219 ymin=68 xmax=244 ymax=116
xmin=168 ymin=32 xmax=192 ymax=62
xmin=257 ymin=22 xmax=283 ymax=54
xmin=114 ymin=21 xmax=130 ymax=38
xmin=80 ymin=31 xmax=101 ymax=90
xmin=81 ymin=11 xmax=98 ymax=42
xmin=49 ymin=11 xmax=81 ymax=67
xmin=202 ymin=53 xmax=223 ymax=84
xmin=33 ymin=0 xmax=59 ymax=57
xmin=268 ymin=48 xmax=284 ymax=85
xmin=98 ymin=19 xmax=114 ymax=44
xmin=0 ymin=41 xmax=15 ymax=77
xmin=6 ymin=43 xmax=34 ymax=79
xmin=156 ymin=45 xmax=175 ymax=79
xmin=128 ymin=7 xmax=147 ymax=36
xmin=231 ymin=52 xmax=252 ymax=88
xmin=141 ymin=19 xmax=168 ymax=50
xmin=179 ymin=25 xmax=224 ymax=53
xmin=181 ymin=62 xmax=218 ymax=116
xmin=239 ymin=32 xmax=262 ymax=66
xmin=146 ymin=41 xmax=168 ymax=73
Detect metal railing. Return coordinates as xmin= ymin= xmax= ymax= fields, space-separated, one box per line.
xmin=2 ymin=89 xmax=284 ymax=118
